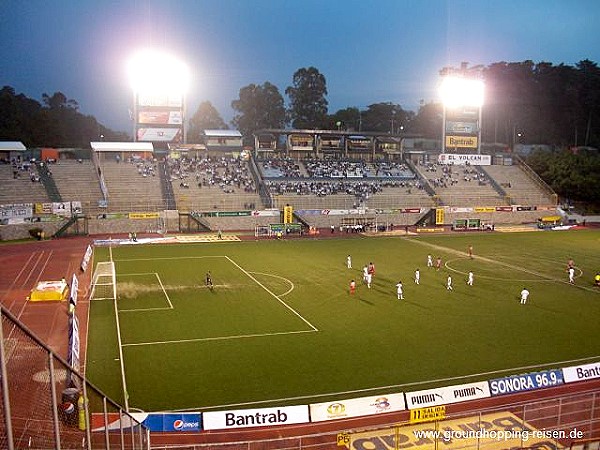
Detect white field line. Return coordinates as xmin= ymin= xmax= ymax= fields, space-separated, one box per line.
xmin=250 ymin=271 xmax=295 ymax=297
xmin=102 ymin=245 xmax=129 ymax=410
xmin=225 ymin=255 xmax=318 ymax=332
xmin=122 ymin=329 xmax=315 ymax=347
xmin=407 ymin=238 xmax=600 ymax=293
xmin=113 ymin=284 xmax=130 ymax=412
xmin=117 ymin=272 xmax=174 ymax=312
xmin=114 ymin=255 xmax=316 ymax=348
xmin=175 ymin=354 xmax=600 ymax=412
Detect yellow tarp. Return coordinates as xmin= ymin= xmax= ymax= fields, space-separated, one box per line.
xmin=349 ymin=412 xmax=559 ymax=450
xmin=29 ymin=280 xmax=69 ymax=302
xmin=540 ymin=215 xmax=562 ymax=222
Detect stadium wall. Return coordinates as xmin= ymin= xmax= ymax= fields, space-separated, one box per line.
xmin=0 ymin=221 xmax=64 ymax=241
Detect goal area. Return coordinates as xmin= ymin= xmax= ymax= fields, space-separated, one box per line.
xmin=90 ymin=261 xmax=116 ymax=301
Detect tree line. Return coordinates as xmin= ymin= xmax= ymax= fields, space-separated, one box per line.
xmin=0 ymin=87 xmax=129 ymax=147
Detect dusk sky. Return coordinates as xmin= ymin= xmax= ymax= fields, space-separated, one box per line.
xmin=2 ymin=0 xmax=600 ymax=134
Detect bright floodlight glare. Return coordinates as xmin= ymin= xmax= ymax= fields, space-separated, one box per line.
xmin=440 ymin=76 xmax=484 ymax=108
xmin=127 ymin=49 xmax=190 ymax=96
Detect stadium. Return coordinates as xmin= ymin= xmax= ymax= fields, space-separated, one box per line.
xmin=1 ymin=46 xmax=600 ymax=450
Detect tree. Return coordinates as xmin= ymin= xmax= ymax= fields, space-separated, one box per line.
xmin=188 ymin=101 xmax=227 ymax=143
xmin=231 ymin=82 xmax=286 ymax=136
xmin=42 ymin=91 xmax=79 ymax=111
xmin=0 ymin=86 xmax=127 ymax=147
xmin=410 ymin=101 xmax=442 ymax=139
xmin=527 ymin=148 xmax=600 ymax=207
xmin=329 ymin=107 xmax=361 ymax=131
xmin=360 ymin=102 xmax=411 ymax=133
xmin=286 ymin=67 xmax=328 ymax=129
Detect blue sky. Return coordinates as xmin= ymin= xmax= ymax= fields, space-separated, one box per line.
xmin=1 ymin=0 xmax=600 ymax=133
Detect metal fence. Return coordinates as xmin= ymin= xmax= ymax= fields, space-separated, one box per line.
xmin=149 ymin=388 xmax=600 ymax=450
xmin=0 ymin=306 xmax=149 ymax=450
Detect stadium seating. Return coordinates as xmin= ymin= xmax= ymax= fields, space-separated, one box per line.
xmin=415 ymin=162 xmax=507 ymax=206
xmin=485 ymin=164 xmax=557 ymax=205
xmin=167 ymin=156 xmax=262 ymax=212
xmin=0 ymin=162 xmax=50 ymax=204
xmin=260 ymin=158 xmax=433 ymax=212
xmin=47 ymin=159 xmax=103 ymax=215
xmin=100 ymin=160 xmax=165 ymax=212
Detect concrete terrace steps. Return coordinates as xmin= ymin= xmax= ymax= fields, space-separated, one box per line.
xmin=0 ymin=164 xmax=50 ymax=204
xmin=101 ymin=161 xmax=165 ymax=212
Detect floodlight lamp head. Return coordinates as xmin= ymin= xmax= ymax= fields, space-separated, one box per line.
xmin=440 ymin=76 xmax=484 ymax=108
xmin=127 ymin=49 xmax=190 ymax=96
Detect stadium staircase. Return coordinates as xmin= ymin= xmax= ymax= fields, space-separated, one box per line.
xmin=404 ymin=159 xmax=438 ymax=201
xmin=477 ymin=165 xmax=508 ymax=200
xmin=181 ymin=211 xmax=211 ymax=232
xmin=292 ymin=211 xmax=310 ymax=228
xmin=158 ymin=160 xmax=177 ymax=210
xmin=53 ymin=214 xmax=88 ymax=238
xmin=249 ymin=156 xmax=273 ymax=208
xmin=37 ymin=161 xmax=62 ymax=202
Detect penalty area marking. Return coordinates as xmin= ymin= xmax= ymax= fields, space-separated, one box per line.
xmin=117 ymin=255 xmax=316 ymax=347
xmin=249 ymin=271 xmax=295 ymax=297
xmin=226 ymin=256 xmax=318 ymax=332
xmin=117 ymin=272 xmax=174 ymax=312
xmin=122 ymin=329 xmax=315 ymax=347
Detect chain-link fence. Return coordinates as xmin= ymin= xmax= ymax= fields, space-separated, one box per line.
xmin=0 ymin=306 xmax=149 ymax=450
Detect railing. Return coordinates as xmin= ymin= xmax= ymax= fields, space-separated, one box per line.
xmin=513 ymin=155 xmax=558 ymax=205
xmin=0 ymin=305 xmax=149 ymax=450
xmin=148 ymin=388 xmax=600 ymax=450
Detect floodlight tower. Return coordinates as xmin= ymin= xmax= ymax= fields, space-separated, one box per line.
xmin=127 ymin=50 xmax=190 ymax=145
xmin=440 ymin=76 xmax=484 ymax=154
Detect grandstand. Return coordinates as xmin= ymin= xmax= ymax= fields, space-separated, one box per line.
xmin=0 ymin=132 xmax=564 ymax=239
xmin=99 ymin=160 xmax=165 ymax=212
xmin=485 ymin=162 xmax=557 ymax=206
xmin=48 ymin=159 xmax=104 ymax=215
xmin=414 ymin=161 xmax=507 ymax=206
xmin=168 ymin=155 xmax=262 ymax=212
xmin=0 ymin=161 xmax=49 ymax=205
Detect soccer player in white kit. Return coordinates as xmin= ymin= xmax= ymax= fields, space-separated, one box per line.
xmin=568 ymin=267 xmax=575 ymax=284
xmin=414 ymin=268 xmax=420 ymax=285
xmin=467 ymin=271 xmax=474 ymax=286
xmin=427 ymin=254 xmax=433 ymax=268
xmin=446 ymin=275 xmax=453 ymax=291
xmin=347 ymin=255 xmax=352 ymax=269
xmin=362 ymin=265 xmax=369 ymax=283
xmin=366 ymin=272 xmax=372 ymax=289
xmin=520 ymin=287 xmax=530 ymax=304
xmin=396 ymin=281 xmax=404 ymax=300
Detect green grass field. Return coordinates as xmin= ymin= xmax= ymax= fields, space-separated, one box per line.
xmin=86 ymin=229 xmax=600 ymax=412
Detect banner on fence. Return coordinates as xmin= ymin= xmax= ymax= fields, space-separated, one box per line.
xmin=563 ymin=362 xmax=600 ymax=383
xmin=405 ymin=381 xmax=490 ymax=409
xmin=70 ymin=274 xmax=79 ymax=305
xmin=142 ymin=413 xmax=201 ymax=432
xmin=409 ymin=405 xmax=446 ymax=424
xmin=488 ymin=369 xmax=564 ymax=396
xmin=80 ymin=245 xmax=93 ymax=272
xmin=310 ymin=393 xmax=405 ymax=422
xmin=203 ymin=405 xmax=309 ymax=430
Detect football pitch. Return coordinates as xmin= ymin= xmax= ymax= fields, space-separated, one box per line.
xmin=86 ymin=229 xmax=600 ymax=412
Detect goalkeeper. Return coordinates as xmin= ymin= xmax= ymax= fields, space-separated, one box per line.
xmin=205 ymin=271 xmax=213 ymax=291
